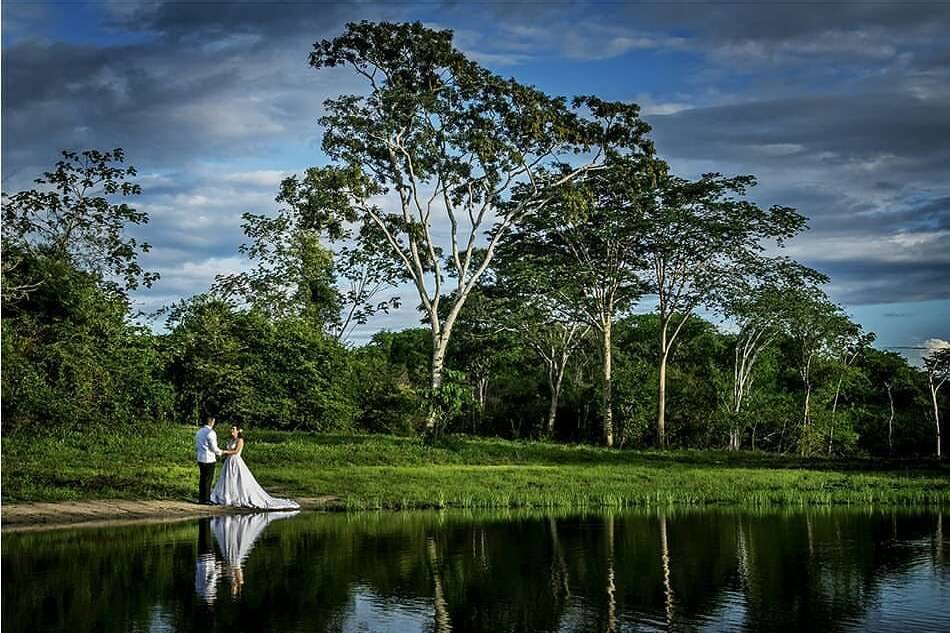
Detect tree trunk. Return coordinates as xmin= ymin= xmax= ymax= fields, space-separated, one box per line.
xmin=426 ymin=335 xmax=449 ymax=433
xmin=798 ymin=346 xmax=820 ymax=455
xmin=803 ymin=381 xmax=812 ymax=427
xmin=602 ymin=322 xmax=614 ymax=448
xmin=931 ymin=379 xmax=942 ymax=459
xmin=801 ymin=371 xmax=812 ymax=457
xmin=885 ymin=382 xmax=895 ymax=455
xmin=475 ymin=376 xmax=488 ymax=433
xmin=658 ymin=316 xmax=671 ymax=450
xmin=658 ymin=350 xmax=669 ymax=450
xmin=828 ymin=375 xmax=844 ymax=455
xmin=730 ymin=343 xmax=742 ymax=451
xmin=546 ymin=363 xmax=565 ymax=437
xmin=479 ymin=376 xmax=488 ymax=413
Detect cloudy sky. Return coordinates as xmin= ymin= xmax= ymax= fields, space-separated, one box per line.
xmin=3 ymin=0 xmax=948 ymax=356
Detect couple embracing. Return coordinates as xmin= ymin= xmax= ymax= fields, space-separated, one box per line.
xmin=195 ymin=413 xmax=299 ymax=510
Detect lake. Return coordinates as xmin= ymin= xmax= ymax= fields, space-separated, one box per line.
xmin=3 ymin=508 xmax=948 ymax=632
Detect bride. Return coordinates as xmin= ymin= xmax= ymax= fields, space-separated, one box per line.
xmin=211 ymin=425 xmax=300 ymax=510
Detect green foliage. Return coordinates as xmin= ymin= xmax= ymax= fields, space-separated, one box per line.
xmin=352 ymin=331 xmax=429 ymax=434
xmin=1 ymin=254 xmax=173 ymax=430
xmin=2 ymin=147 xmax=157 ymax=303
xmin=1 ymin=149 xmax=171 ymax=432
xmin=163 ymin=297 xmax=358 ymax=431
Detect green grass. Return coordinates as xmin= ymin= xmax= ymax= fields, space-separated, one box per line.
xmin=3 ymin=426 xmax=949 ymax=509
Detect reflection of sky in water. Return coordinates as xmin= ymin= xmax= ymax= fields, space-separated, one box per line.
xmin=693 ymin=589 xmax=748 ymax=633
xmin=342 ymin=586 xmax=432 ymax=633
xmin=144 ymin=605 xmax=174 ymax=633
xmin=848 ymin=558 xmax=950 ymax=632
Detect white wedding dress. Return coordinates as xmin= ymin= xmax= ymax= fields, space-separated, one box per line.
xmin=210 ymin=440 xmax=300 ymax=510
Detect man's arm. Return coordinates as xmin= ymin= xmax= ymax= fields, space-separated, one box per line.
xmin=206 ymin=430 xmax=224 ymax=457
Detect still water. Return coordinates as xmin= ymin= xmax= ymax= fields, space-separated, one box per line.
xmin=3 ymin=508 xmax=948 ymax=633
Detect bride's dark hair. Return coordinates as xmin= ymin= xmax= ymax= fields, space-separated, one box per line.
xmin=233 ymin=425 xmax=244 ymax=439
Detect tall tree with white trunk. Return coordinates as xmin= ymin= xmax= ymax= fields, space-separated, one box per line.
xmin=640 ymin=173 xmax=808 ymax=448
xmin=720 ymin=258 xmax=828 ymax=450
xmin=781 ymin=287 xmax=853 ymax=455
xmin=923 ymin=346 xmax=949 ymax=458
xmin=489 ymin=249 xmax=591 ymax=437
xmin=502 ymin=155 xmax=660 ymax=447
xmin=825 ymin=324 xmax=875 ymax=455
xmin=306 ymin=22 xmax=652 ymax=433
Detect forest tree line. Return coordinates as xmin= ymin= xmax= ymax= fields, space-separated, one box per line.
xmin=2 ymin=22 xmax=947 ymax=457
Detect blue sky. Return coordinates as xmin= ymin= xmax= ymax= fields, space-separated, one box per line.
xmin=3 ymin=1 xmax=948 ymax=359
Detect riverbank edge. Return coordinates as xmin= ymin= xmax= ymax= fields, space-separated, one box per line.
xmin=1 ymin=496 xmax=342 ymax=532
xmin=5 ymin=492 xmax=950 ymax=533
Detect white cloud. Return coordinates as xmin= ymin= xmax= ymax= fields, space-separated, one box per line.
xmin=925 ymin=338 xmax=950 ymax=353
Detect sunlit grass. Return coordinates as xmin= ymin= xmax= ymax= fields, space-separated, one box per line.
xmin=3 ymin=426 xmax=948 ymax=508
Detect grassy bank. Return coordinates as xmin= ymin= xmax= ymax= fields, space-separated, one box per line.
xmin=3 ymin=426 xmax=949 ymax=509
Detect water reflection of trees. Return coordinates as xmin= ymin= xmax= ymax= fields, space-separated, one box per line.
xmin=2 ymin=509 xmax=946 ymax=632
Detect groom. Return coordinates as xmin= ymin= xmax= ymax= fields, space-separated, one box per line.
xmin=195 ymin=413 xmax=224 ymax=504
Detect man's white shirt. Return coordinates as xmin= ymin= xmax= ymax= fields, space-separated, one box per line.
xmin=195 ymin=425 xmax=223 ymax=463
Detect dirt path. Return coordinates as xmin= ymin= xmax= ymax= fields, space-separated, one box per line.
xmin=1 ymin=496 xmax=341 ymax=532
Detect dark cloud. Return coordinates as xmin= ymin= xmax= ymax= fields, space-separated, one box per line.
xmin=619 ymin=1 xmax=950 ymax=52
xmin=3 ymin=0 xmax=949 ymax=320
xmin=649 ymin=93 xmax=950 ymax=167
xmin=818 ymin=258 xmax=950 ymax=305
xmin=1 ymin=34 xmax=342 ymax=180
xmin=104 ymin=0 xmax=401 ymax=40
xmin=646 ymin=89 xmax=950 ymax=305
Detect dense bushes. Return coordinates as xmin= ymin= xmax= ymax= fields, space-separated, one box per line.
xmin=1 ymin=253 xmax=174 ymax=431
xmin=163 ymin=297 xmax=358 ymax=431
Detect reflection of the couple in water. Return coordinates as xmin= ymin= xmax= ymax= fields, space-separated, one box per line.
xmin=195 ymin=511 xmax=299 ymax=604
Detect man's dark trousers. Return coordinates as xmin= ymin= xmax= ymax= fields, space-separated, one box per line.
xmin=198 ymin=462 xmax=216 ymax=503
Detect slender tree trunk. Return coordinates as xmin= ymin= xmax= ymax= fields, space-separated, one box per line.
xmin=885 ymin=382 xmax=895 ymax=455
xmin=730 ymin=342 xmax=742 ymax=451
xmin=475 ymin=376 xmax=488 ymax=433
xmin=828 ymin=375 xmax=844 ymax=455
xmin=801 ymin=353 xmax=813 ymax=456
xmin=546 ymin=362 xmax=566 ymax=437
xmin=658 ymin=316 xmax=670 ymax=449
xmin=658 ymin=350 xmax=669 ymax=450
xmin=729 ymin=327 xmax=768 ymax=452
xmin=800 ymin=382 xmax=812 ymax=456
xmin=602 ymin=321 xmax=614 ymax=448
xmin=479 ymin=377 xmax=488 ymax=413
xmin=931 ymin=378 xmax=942 ymax=459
